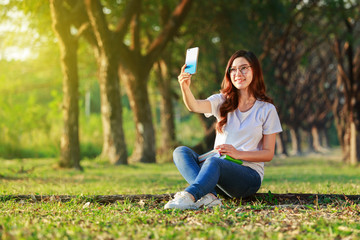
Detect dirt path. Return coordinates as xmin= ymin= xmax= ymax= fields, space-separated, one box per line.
xmin=1 ymin=193 xmax=359 ymax=205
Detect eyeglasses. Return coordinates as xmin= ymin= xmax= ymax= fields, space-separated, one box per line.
xmin=228 ymin=65 xmax=251 ymax=75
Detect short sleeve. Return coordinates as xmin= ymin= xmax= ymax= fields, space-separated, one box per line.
xmin=204 ymin=93 xmax=225 ymax=119
xmin=263 ymin=104 xmax=282 ymax=135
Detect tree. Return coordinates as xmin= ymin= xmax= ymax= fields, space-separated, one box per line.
xmin=0 ymin=0 xmax=83 ymax=168
xmin=49 ymin=0 xmax=81 ymax=169
xmin=154 ymin=57 xmax=177 ymax=153
xmin=251 ymin=1 xmax=336 ymax=155
xmin=151 ymin=3 xmax=179 ymax=154
xmin=84 ymin=0 xmax=193 ymax=163
xmin=324 ymin=1 xmax=360 ymax=164
xmin=82 ymin=0 xmax=129 ymax=165
xmin=303 ymin=47 xmax=335 ymax=153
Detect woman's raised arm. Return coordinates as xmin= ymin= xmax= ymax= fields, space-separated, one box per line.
xmin=178 ymin=64 xmax=211 ymax=113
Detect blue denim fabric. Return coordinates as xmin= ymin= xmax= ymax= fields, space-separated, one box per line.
xmin=173 ymin=146 xmax=261 ymax=201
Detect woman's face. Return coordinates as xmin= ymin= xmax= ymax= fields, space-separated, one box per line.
xmin=229 ymin=57 xmax=253 ymax=91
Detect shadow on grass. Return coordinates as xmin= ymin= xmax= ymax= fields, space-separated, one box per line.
xmin=269 ymin=154 xmax=342 ymax=168
xmin=0 ymin=174 xmax=24 ymax=180
xmin=263 ymin=173 xmax=358 ymax=185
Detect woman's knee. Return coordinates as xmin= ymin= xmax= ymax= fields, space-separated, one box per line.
xmin=173 ymin=146 xmax=193 ymax=163
xmin=173 ymin=146 xmax=190 ymax=157
xmin=203 ymin=156 xmax=222 ymax=167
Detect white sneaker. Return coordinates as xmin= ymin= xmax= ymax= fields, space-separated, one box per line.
xmin=195 ymin=193 xmax=223 ymax=208
xmin=164 ymin=191 xmax=198 ymax=210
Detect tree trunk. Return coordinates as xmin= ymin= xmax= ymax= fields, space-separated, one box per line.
xmin=337 ymin=120 xmax=349 ymax=163
xmin=332 ymin=91 xmax=348 ymax=162
xmin=59 ymin=39 xmax=81 ymax=170
xmin=349 ymin=120 xmax=358 ymax=166
xmin=156 ymin=61 xmax=176 ymax=152
xmin=50 ymin=0 xmax=81 ymax=170
xmin=84 ymin=0 xmax=128 ymax=165
xmin=311 ymin=126 xmax=323 ymax=153
xmin=160 ymin=90 xmax=176 ymax=147
xmin=319 ymin=128 xmax=330 ymax=149
xmin=275 ymin=134 xmax=283 ymax=155
xmin=308 ymin=130 xmax=315 ymax=153
xmin=120 ymin=69 xmax=156 ymax=163
xmin=191 ymin=114 xmax=216 ymax=154
xmin=98 ymin=54 xmax=128 ymax=165
xmin=331 ymin=24 xmax=360 ymax=164
xmin=192 ymin=124 xmax=216 ymax=155
xmin=337 ymin=114 xmax=360 ymax=165
xmin=278 ymin=132 xmax=289 ymax=156
xmin=344 ymin=123 xmax=351 ymax=164
xmin=357 ymin=134 xmax=360 ymax=163
xmin=290 ymin=127 xmax=302 ymax=155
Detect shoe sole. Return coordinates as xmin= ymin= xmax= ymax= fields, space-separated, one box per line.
xmin=164 ymin=204 xmax=198 ymax=210
xmin=196 ymin=200 xmax=222 ymax=208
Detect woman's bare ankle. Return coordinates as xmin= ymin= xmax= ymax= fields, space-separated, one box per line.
xmin=185 ymin=191 xmax=196 ymax=202
xmin=209 ymin=193 xmax=217 ymax=198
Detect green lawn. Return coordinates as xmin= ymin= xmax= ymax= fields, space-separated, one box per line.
xmin=1 ymin=149 xmax=359 ymax=239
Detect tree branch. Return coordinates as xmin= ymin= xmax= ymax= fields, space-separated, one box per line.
xmin=145 ymin=0 xmax=193 ymax=69
xmin=49 ymin=0 xmax=71 ymax=38
xmin=114 ymin=0 xmax=141 ymax=41
xmin=84 ymin=0 xmax=112 ymax=54
xmin=130 ymin=6 xmax=141 ymax=53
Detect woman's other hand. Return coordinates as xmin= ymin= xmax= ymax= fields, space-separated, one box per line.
xmin=215 ymin=144 xmax=239 ymax=158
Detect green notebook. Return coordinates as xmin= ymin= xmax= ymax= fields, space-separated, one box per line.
xmin=220 ymin=155 xmax=243 ymax=165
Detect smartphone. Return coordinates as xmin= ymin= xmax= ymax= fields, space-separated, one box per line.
xmin=185 ymin=47 xmax=199 ymax=74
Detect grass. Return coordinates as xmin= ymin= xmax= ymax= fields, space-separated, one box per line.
xmin=1 ymin=148 xmax=360 ymax=239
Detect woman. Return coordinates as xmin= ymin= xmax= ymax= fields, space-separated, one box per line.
xmin=164 ymin=50 xmax=282 ymax=210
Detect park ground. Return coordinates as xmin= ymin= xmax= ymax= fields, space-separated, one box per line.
xmin=0 ymin=148 xmax=359 ymax=239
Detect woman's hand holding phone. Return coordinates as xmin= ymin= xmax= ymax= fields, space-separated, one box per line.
xmin=178 ymin=64 xmax=192 ymax=89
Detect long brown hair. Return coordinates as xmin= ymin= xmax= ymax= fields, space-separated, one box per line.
xmin=216 ymin=50 xmax=273 ymax=133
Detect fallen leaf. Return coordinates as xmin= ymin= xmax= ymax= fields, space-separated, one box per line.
xmin=83 ymin=202 xmax=91 ymax=209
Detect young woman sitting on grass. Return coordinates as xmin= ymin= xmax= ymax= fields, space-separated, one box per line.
xmin=164 ymin=50 xmax=282 ymax=210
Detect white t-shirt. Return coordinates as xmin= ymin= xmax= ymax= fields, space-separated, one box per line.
xmin=204 ymin=93 xmax=283 ymax=181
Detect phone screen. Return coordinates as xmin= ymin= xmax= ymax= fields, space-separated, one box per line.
xmin=185 ymin=47 xmax=199 ymax=74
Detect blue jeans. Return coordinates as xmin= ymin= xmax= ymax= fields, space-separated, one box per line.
xmin=173 ymin=146 xmax=261 ymax=201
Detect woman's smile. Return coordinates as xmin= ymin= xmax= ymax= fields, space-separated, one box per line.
xmin=234 ymin=77 xmax=245 ymax=82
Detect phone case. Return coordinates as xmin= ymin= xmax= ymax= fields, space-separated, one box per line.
xmin=185 ymin=47 xmax=199 ymax=74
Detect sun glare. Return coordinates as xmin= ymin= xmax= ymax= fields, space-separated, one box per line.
xmin=0 ymin=8 xmax=36 ymax=61
xmin=0 ymin=47 xmax=32 ymax=61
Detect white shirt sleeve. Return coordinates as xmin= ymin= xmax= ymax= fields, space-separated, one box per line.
xmin=204 ymin=93 xmax=225 ymax=120
xmin=262 ymin=104 xmax=282 ymax=135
